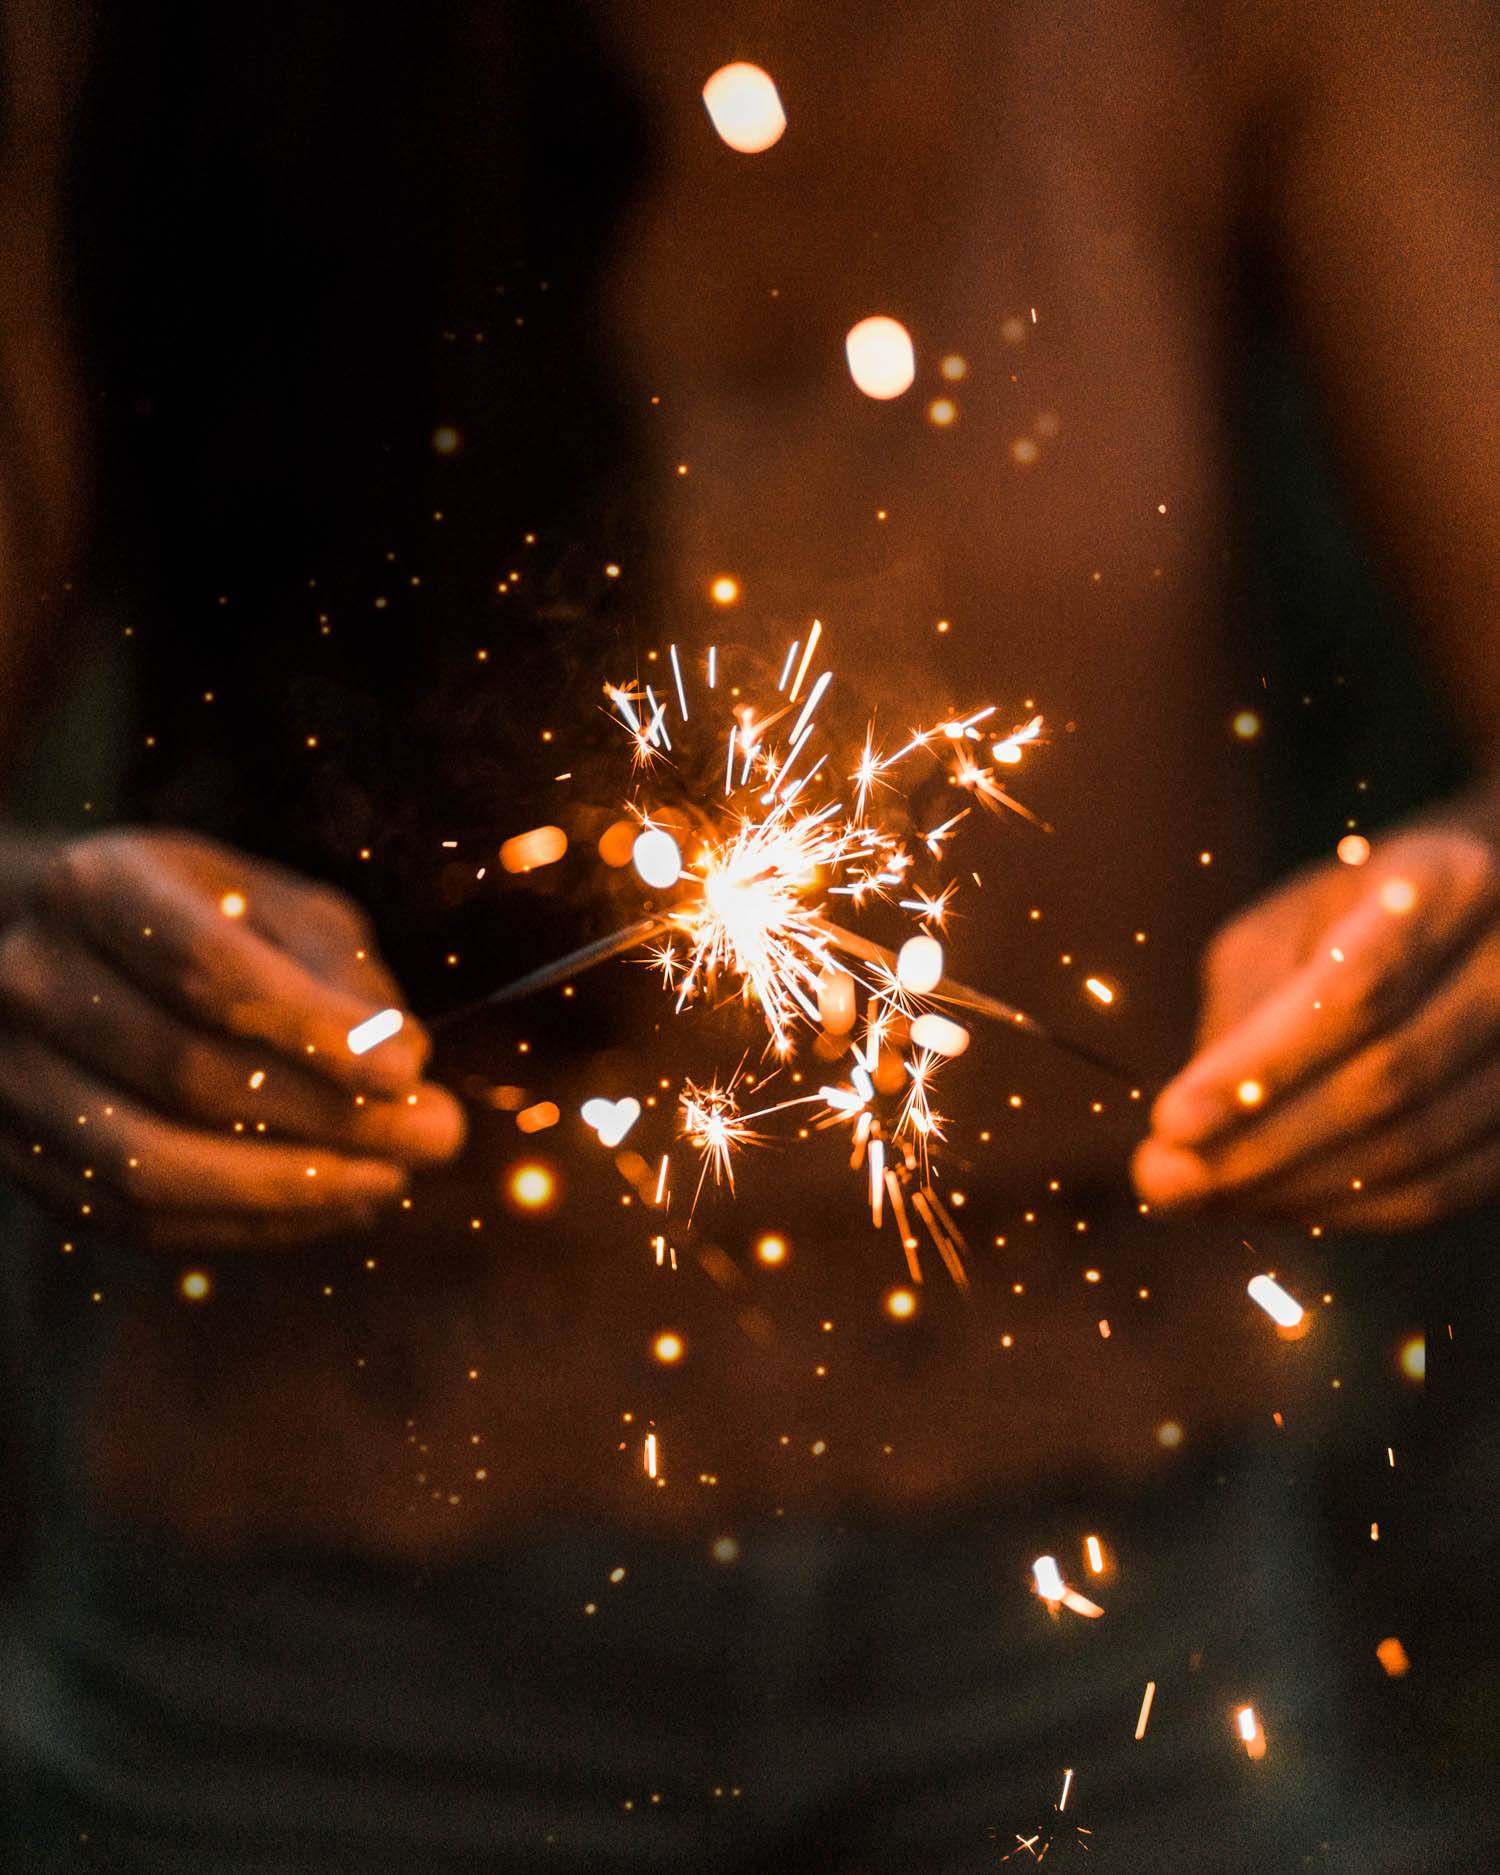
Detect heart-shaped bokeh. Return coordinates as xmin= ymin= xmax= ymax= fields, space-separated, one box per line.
xmin=580 ymin=1096 xmax=642 ymax=1148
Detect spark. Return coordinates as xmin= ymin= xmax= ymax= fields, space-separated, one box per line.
xmin=1134 ymin=1680 xmax=1156 ymax=1740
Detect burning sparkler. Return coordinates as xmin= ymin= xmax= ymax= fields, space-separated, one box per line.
xmin=427 ymin=631 xmax=1138 ymax=1274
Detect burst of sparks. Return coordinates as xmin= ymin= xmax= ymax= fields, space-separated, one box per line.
xmin=602 ymin=637 xmax=1045 ymax=1267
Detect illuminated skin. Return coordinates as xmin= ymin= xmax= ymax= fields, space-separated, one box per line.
xmin=1135 ymin=825 xmax=1500 ymax=1229
xmin=0 ymin=830 xmax=464 ymax=1246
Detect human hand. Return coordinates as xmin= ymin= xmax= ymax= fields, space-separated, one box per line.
xmin=1132 ymin=822 xmax=1500 ymax=1230
xmin=0 ymin=829 xmax=465 ymax=1247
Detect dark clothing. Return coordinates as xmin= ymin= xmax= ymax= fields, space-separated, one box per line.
xmin=6 ymin=1426 xmax=1491 ymax=1875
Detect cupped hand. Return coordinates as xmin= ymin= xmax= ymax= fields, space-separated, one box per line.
xmin=0 ymin=829 xmax=465 ymax=1247
xmin=1132 ymin=822 xmax=1500 ymax=1230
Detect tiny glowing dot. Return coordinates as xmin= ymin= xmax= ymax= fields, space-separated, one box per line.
xmin=218 ymin=891 xmax=247 ymax=919
xmin=1379 ymin=877 xmax=1417 ymax=915
xmin=885 ymin=1287 xmax=918 ymax=1320
xmin=507 ymin=1162 xmax=556 ymax=1210
xmin=604 ymin=562 xmax=621 ymax=579
xmin=1084 ymin=1268 xmax=1101 ymax=1283
xmin=935 ymin=617 xmax=951 ymax=634
xmin=248 ymin=1070 xmax=266 ymax=1090
xmin=1156 ymin=1420 xmax=1184 ymax=1449
xmin=1000 ymin=1332 xmax=1014 ymax=1348
xmin=1338 ymin=834 xmax=1371 ymax=867
xmin=1376 ymin=1636 xmax=1410 ymax=1678
xmin=1199 ymin=851 xmax=1213 ymax=866
xmin=711 ymin=1535 xmax=741 ymax=1565
xmin=178 ymin=1269 xmax=211 ymax=1302
xmin=1084 ymin=977 xmax=1114 ymax=1005
xmin=940 ymin=354 xmax=967 ymax=380
xmin=1398 ymin=1335 xmax=1425 ymax=1381
xmin=709 ymin=575 xmax=741 ymax=606
xmin=1232 ymin=711 xmax=1261 ymax=741
xmin=755 ymin=1233 xmax=789 ymax=1266
xmin=1237 ymin=1078 xmax=1265 ymax=1108
xmin=652 ymin=1330 xmax=685 ymax=1365
xmin=1084 ymin=1534 xmax=1105 ymax=1574
xmin=432 ymin=426 xmax=460 ymax=455
xmin=1011 ymin=436 xmax=1039 ymax=465
xmin=927 ymin=397 xmax=957 ymax=427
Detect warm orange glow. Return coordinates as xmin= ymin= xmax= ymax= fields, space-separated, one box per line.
xmin=1084 ymin=1534 xmax=1105 ymax=1575
xmin=1379 ymin=877 xmax=1418 ymax=915
xmin=178 ymin=1269 xmax=212 ymax=1302
xmin=885 ymin=1287 xmax=918 ymax=1320
xmin=701 ymin=62 xmax=787 ymax=154
xmin=507 ymin=1162 xmax=557 ymax=1210
xmin=755 ymin=1232 xmax=789 ymax=1266
xmin=1237 ymin=1078 xmax=1265 ymax=1108
xmin=1236 ymin=1706 xmax=1267 ymax=1760
xmin=516 ymin=1101 xmax=560 ymax=1135
xmin=1376 ymin=1636 xmax=1410 ymax=1678
xmin=500 ymin=825 xmax=568 ymax=873
xmin=1156 ymin=1421 xmax=1184 ymax=1449
xmin=709 ymin=575 xmax=741 ymax=606
xmin=1398 ymin=1334 xmax=1426 ymax=1381
xmin=652 ymin=1330 xmax=685 ymax=1365
xmin=1084 ymin=977 xmax=1114 ymax=1005
xmin=218 ymin=890 xmax=247 ymax=919
xmin=432 ymin=425 xmax=460 ymax=455
xmin=1337 ymin=833 xmax=1371 ymax=867
xmin=845 ymin=315 xmax=916 ymax=400
xmin=598 ymin=819 xmax=638 ymax=868
xmin=1232 ymin=711 xmax=1262 ymax=741
xmin=926 ymin=397 xmax=957 ymax=427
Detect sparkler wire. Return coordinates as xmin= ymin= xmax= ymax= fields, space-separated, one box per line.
xmin=433 ymin=910 xmax=1147 ymax=1090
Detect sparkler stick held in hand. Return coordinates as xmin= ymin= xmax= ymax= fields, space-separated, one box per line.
xmin=430 ymin=915 xmax=667 ymax=1033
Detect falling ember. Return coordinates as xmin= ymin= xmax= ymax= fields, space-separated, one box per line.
xmin=1398 ymin=1334 xmax=1426 ymax=1381
xmin=1236 ymin=1077 xmax=1265 ymax=1107
xmin=652 ymin=1330 xmax=685 ymax=1365
xmin=1084 ymin=976 xmax=1114 ymax=1005
xmin=1376 ymin=1636 xmax=1410 ymax=1678
xmin=347 ymin=1007 xmax=404 ymax=1055
xmin=1247 ymin=1273 xmax=1304 ymax=1329
xmin=1032 ymin=1555 xmax=1066 ymax=1603
xmin=845 ymin=315 xmax=916 ymax=399
xmin=218 ymin=890 xmax=247 ymax=919
xmin=644 ymin=1432 xmax=658 ymax=1479
xmin=701 ymin=61 xmax=787 ymax=153
xmin=1236 ymin=1706 xmax=1267 ymax=1760
xmin=1134 ymin=1680 xmax=1156 ymax=1740
xmin=1084 ymin=1534 xmax=1105 ymax=1575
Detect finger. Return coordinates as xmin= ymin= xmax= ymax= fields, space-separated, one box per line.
xmin=0 ymin=1131 xmax=379 ymax=1248
xmin=1139 ymin=925 xmax=1500 ymax=1205
xmin=41 ymin=838 xmax=429 ymax=1096
xmin=1212 ymin=1042 xmax=1500 ymax=1218
xmin=0 ymin=1033 xmax=408 ymax=1214
xmin=0 ymin=918 xmax=464 ymax=1165
xmin=1153 ymin=835 xmax=1500 ymax=1146
xmin=1315 ymin=1126 xmax=1500 ymax=1233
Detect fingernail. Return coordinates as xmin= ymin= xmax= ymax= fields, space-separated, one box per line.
xmin=1133 ymin=1141 xmax=1212 ymax=1206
